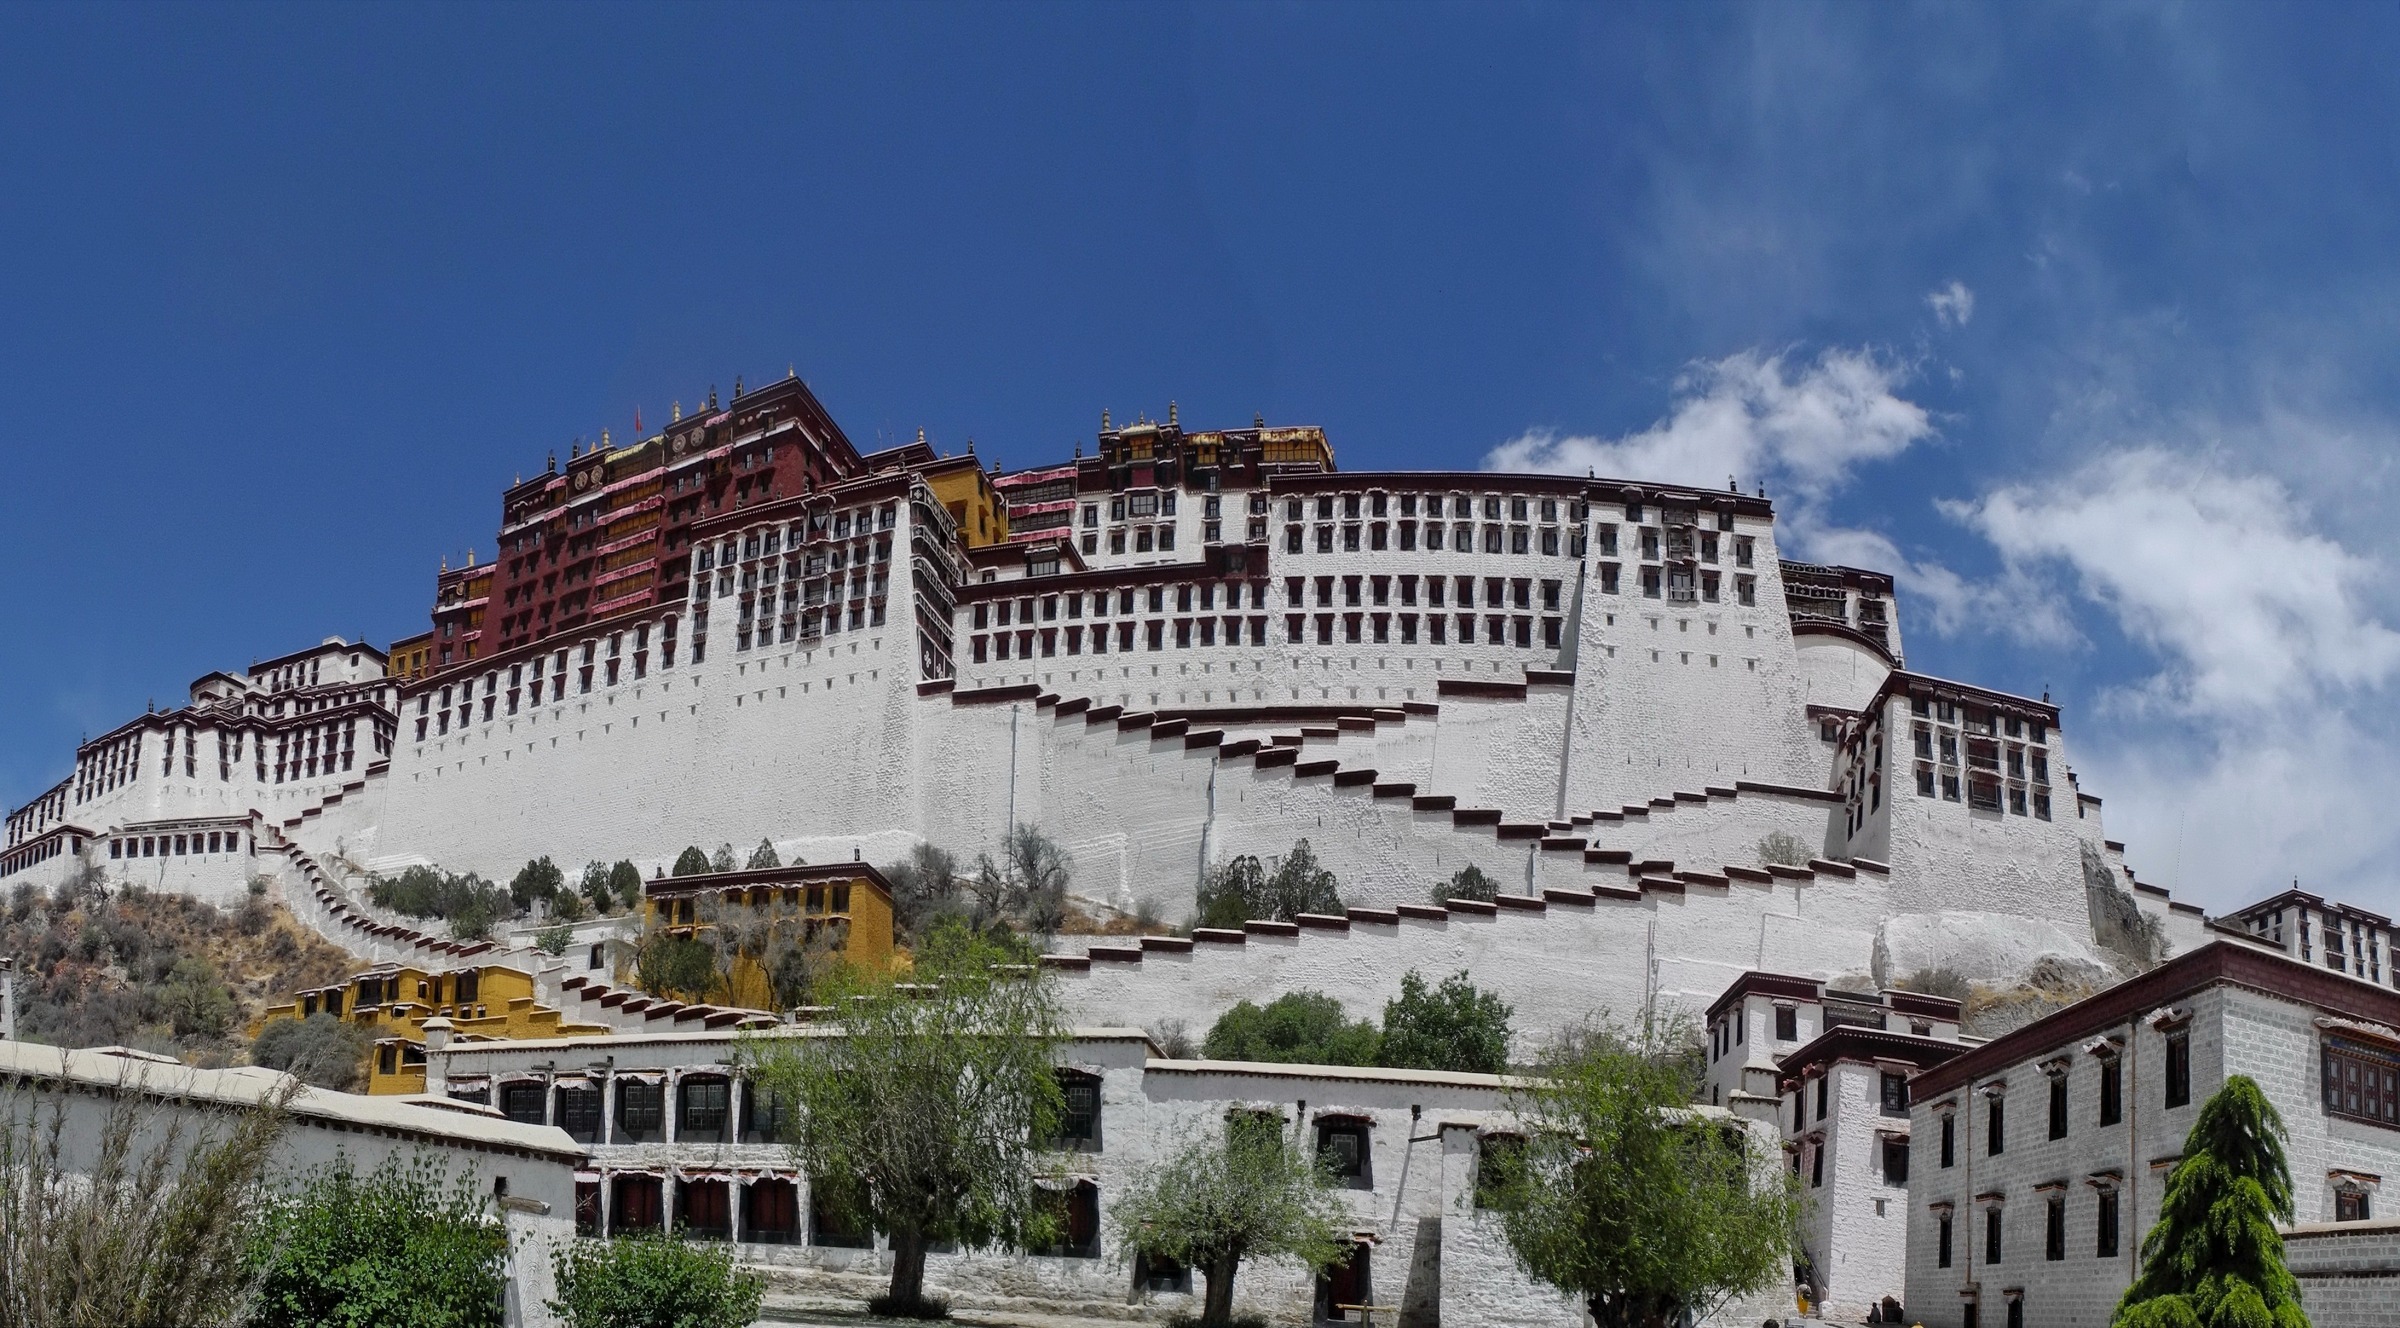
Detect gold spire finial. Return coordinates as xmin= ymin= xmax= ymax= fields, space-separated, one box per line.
xmin=1169 ymin=400 xmax=1178 ymax=426
xmin=788 ymin=363 xmax=796 ymax=379
xmin=1101 ymin=408 xmax=1111 ymax=431
xmin=601 ymin=428 xmax=610 ymax=449
xmin=673 ymin=401 xmax=682 ymax=422
xmin=916 ymin=426 xmax=926 ymax=446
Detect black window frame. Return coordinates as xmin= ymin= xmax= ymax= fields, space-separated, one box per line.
xmin=614 ymin=1079 xmax=666 ymax=1143
xmin=1316 ymin=1117 xmax=1374 ymax=1191
xmin=2164 ymin=1029 xmax=2192 ymax=1109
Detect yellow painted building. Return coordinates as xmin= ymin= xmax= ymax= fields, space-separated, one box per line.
xmin=259 ymin=961 xmax=612 ymax=1094
xmin=921 ymin=454 xmax=1011 ymax=549
xmin=640 ymin=860 xmax=898 ymax=1009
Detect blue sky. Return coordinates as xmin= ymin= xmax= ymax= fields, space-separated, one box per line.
xmin=7 ymin=3 xmax=2399 ymax=913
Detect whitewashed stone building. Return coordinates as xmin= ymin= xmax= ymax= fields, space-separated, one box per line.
xmin=423 ymin=1022 xmax=1784 ymax=1328
xmin=1903 ymin=939 xmax=2400 ymax=1328
xmin=0 ymin=1039 xmax=582 ymax=1327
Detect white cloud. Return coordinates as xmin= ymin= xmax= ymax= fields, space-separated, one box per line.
xmin=1795 ymin=519 xmax=2079 ymax=647
xmin=1949 ymin=448 xmax=2400 ymax=717
xmin=1484 ymin=347 xmax=1932 ymax=502
xmin=1927 ymin=280 xmax=1976 ymax=327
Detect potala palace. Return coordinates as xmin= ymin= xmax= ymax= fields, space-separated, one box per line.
xmin=11 ymin=371 xmax=2399 ymax=1328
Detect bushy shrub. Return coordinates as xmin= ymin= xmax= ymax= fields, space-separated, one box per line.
xmin=366 ymin=867 xmax=512 ymax=939
xmin=1378 ymin=970 xmax=1513 ymax=1074
xmin=609 ymin=860 xmax=644 ymax=910
xmin=1196 ymin=840 xmax=1344 ymax=927
xmin=550 ymin=1233 xmax=764 ymax=1328
xmin=1431 ymin=864 xmax=1499 ymax=905
xmin=248 ymin=1153 xmax=506 ymax=1328
xmin=1202 ymin=991 xmax=1380 ymax=1066
xmin=510 ymin=856 xmax=565 ymax=912
xmin=252 ymin=1013 xmax=374 ymax=1091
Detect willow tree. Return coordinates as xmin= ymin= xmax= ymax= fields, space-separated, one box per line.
xmin=1487 ymin=1021 xmax=1798 ymax=1328
xmin=1111 ymin=1111 xmax=1349 ymax=1324
xmin=736 ymin=922 xmax=1066 ymax=1316
xmin=2114 ymin=1075 xmax=2310 ymax=1328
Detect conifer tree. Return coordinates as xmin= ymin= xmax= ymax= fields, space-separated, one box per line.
xmin=2114 ymin=1075 xmax=2310 ymax=1328
xmin=672 ymin=846 xmax=711 ymax=878
xmin=747 ymin=838 xmax=781 ymax=869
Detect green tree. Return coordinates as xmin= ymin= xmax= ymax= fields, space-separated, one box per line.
xmin=634 ymin=934 xmax=719 ymax=1002
xmin=1109 ymin=1111 xmax=1350 ymax=1325
xmin=1432 ymin=863 xmax=1499 ymax=905
xmin=0 ymin=1075 xmax=290 ymax=1328
xmin=248 ymin=1152 xmax=506 ymax=1328
xmin=882 ymin=842 xmax=965 ymax=940
xmin=537 ymin=921 xmax=575 ymax=956
xmin=1266 ymin=839 xmax=1343 ymax=919
xmin=745 ymin=839 xmax=780 ymax=870
xmin=161 ymin=956 xmax=236 ymax=1040
xmin=550 ymin=889 xmax=587 ymax=924
xmin=965 ymin=824 xmax=1072 ymax=933
xmin=671 ymin=847 xmax=711 ymax=878
xmin=2113 ymin=1075 xmax=2309 ymax=1328
xmin=1202 ymin=991 xmax=1381 ymax=1067
xmin=1195 ymin=855 xmax=1266 ymax=929
xmin=1486 ymin=1020 xmax=1799 ymax=1328
xmin=1378 ymin=970 xmax=1514 ymax=1074
xmin=548 ymin=1232 xmax=763 ymax=1328
xmin=708 ymin=843 xmax=737 ymax=874
xmin=579 ymin=861 xmax=615 ymax=914
xmin=251 ymin=1013 xmax=374 ymax=1091
xmin=1757 ymin=831 xmax=1813 ymax=869
xmin=509 ymin=856 xmax=565 ymax=912
xmin=737 ymin=921 xmax=1067 ymax=1317
xmin=609 ymin=860 xmax=644 ymax=910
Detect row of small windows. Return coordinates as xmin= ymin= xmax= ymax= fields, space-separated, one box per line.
xmin=110 ymin=829 xmax=248 ymax=860
xmin=1932 ymin=1190 xmax=2121 ymax=1274
xmin=692 ymin=503 xmax=900 ymax=574
xmin=412 ymin=623 xmax=678 ymax=741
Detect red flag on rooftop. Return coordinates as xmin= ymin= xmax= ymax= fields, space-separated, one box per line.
xmin=635 ymin=405 xmax=643 ymax=436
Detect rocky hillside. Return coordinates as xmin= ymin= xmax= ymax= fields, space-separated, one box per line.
xmin=3 ymin=869 xmax=356 ymax=1064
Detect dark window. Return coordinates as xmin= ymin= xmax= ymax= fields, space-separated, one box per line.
xmin=1051 ymin=1071 xmax=1102 ymax=1152
xmin=1882 ymin=1135 xmax=1909 ymax=1186
xmin=574 ymin=1180 xmax=600 ymax=1237
xmin=2050 ymin=1077 xmax=2069 ymax=1140
xmin=1136 ymin=1250 xmax=1192 ymax=1293
xmin=1775 ymin=1006 xmax=1797 ymax=1041
xmin=1318 ymin=1118 xmax=1373 ymax=1190
xmin=1474 ymin=1134 xmax=1523 ymax=1209
xmin=677 ymin=1177 xmax=732 ymax=1240
xmin=1882 ymin=1072 xmax=1909 ymax=1117
xmin=742 ymin=1081 xmax=788 ymax=1144
xmin=1941 ymin=1114 xmax=1955 ymax=1168
xmin=2006 ymin=1298 xmax=2023 ymax=1328
xmin=2337 ymin=1188 xmax=2372 ymax=1222
xmin=1816 ymin=1076 xmax=1828 ymax=1122
xmin=2322 ymin=1037 xmax=2400 ymax=1127
xmin=1937 ymin=1212 xmax=1953 ymax=1268
xmin=2100 ymin=1058 xmax=2123 ymax=1126
xmin=2045 ymin=1194 xmax=2066 ymax=1260
xmin=2097 ymin=1189 xmax=2120 ymax=1257
xmin=615 ymin=1080 xmax=665 ymax=1143
xmin=1986 ymin=1206 xmax=2004 ymax=1264
xmin=555 ymin=1085 xmax=602 ymax=1144
xmin=743 ymin=1178 xmax=801 ymax=1244
xmin=679 ymin=1076 xmax=731 ymax=1143
xmin=1317 ymin=1241 xmax=1372 ymax=1323
xmin=611 ymin=1174 xmax=663 ymax=1233
xmin=1988 ymin=1095 xmax=2005 ymax=1155
xmin=1031 ymin=1181 xmax=1100 ymax=1257
xmin=810 ymin=1187 xmax=873 ymax=1248
xmin=499 ymin=1081 xmax=547 ymax=1126
xmin=2164 ymin=1030 xmax=2192 ymax=1109
xmin=1810 ymin=1141 xmax=1824 ymax=1188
